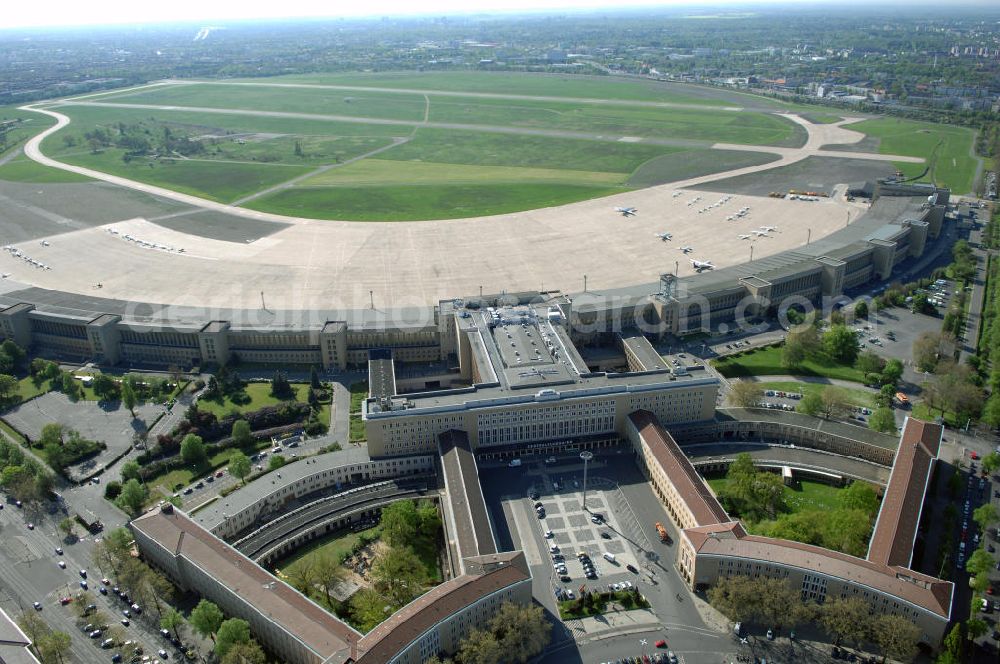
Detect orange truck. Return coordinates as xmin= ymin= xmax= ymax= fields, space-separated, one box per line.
xmin=655 ymin=522 xmax=670 ymax=543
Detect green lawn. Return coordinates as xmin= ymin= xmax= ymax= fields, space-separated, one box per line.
xmin=843 ymin=117 xmax=977 ymax=194
xmin=30 ymin=74 xmax=806 ymax=219
xmin=349 ymin=382 xmax=368 ymax=413
xmin=379 ymin=127 xmax=686 ymax=173
xmin=55 ymin=148 xmax=310 ymax=203
xmin=211 ymin=71 xmax=737 ymax=106
xmin=0 ymin=156 xmax=93 ymax=183
xmin=752 ymin=381 xmax=875 ymax=408
xmin=707 ymin=477 xmax=848 ymax=514
xmin=197 ymin=382 xmax=310 ymax=418
xmin=626 ymin=148 xmax=780 ymax=187
xmin=250 ymin=181 xmax=626 ymax=221
xmin=912 ymin=402 xmax=960 ymax=428
xmin=302 ymin=158 xmax=622 ymax=187
xmin=712 ymin=345 xmax=866 ymax=383
xmin=349 ymin=415 xmax=366 ymax=443
xmin=279 ymin=526 xmax=382 ymax=578
xmin=0 ymin=418 xmax=27 ymax=444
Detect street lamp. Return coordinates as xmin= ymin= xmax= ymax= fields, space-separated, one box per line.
xmin=580 ymin=450 xmax=593 ymax=511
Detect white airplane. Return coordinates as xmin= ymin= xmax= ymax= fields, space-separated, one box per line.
xmin=690 ymin=259 xmax=715 ymax=271
xmin=753 ymin=230 xmax=770 ymax=237
xmin=738 ymin=234 xmax=751 ymax=240
xmin=678 ymin=246 xmax=693 ymax=254
xmin=672 ymin=191 xmax=682 ymax=198
xmin=615 ymin=206 xmax=638 ymax=217
xmin=654 ymin=232 xmax=673 ymax=241
xmin=1 ymin=273 xmax=9 ymax=279
xmin=40 ymin=241 xmax=50 ymax=247
xmin=759 ymin=226 xmax=777 ymax=232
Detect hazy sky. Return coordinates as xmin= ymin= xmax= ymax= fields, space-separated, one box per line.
xmin=1 ymin=0 xmax=992 ymax=29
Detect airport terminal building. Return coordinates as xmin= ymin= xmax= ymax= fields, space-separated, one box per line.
xmin=1 ymin=189 xmax=949 ymax=373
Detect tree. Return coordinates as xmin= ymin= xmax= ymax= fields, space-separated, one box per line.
xmin=416 ymin=499 xmax=442 ymax=535
xmin=310 ymin=366 xmax=321 ymax=389
xmin=313 ymin=552 xmax=346 ymax=608
xmin=221 ymin=641 xmax=267 ymax=664
xmin=58 ymin=517 xmax=75 ymax=539
xmin=967 ymin=548 xmax=994 ymax=577
xmin=973 ymin=503 xmax=999 ymax=531
xmin=728 ymin=381 xmax=764 ymax=408
xmin=924 ymin=361 xmax=983 ymax=421
xmin=838 ymin=481 xmax=879 ymax=513
xmin=706 ymin=575 xmax=761 ymax=623
xmin=369 ymin=545 xmax=428 ymax=606
xmin=381 ymin=500 xmax=419 ymax=547
xmin=37 ymin=630 xmax=71 ymax=664
xmin=822 ymin=325 xmax=859 ymax=364
xmin=161 ymin=608 xmax=185 ymax=641
xmin=881 ymin=359 xmax=903 ymax=386
xmin=868 ymin=407 xmax=897 ymax=433
xmin=270 ymin=371 xmax=293 ymax=399
xmin=190 ymin=600 xmax=224 ymax=641
xmin=938 ymin=623 xmax=964 ymax=664
xmin=0 ymin=374 xmax=17 ymax=400
xmin=854 ymin=300 xmax=869 ymax=319
xmin=116 ymin=478 xmax=147 ymax=515
xmin=717 ymin=453 xmax=785 ymax=522
xmin=486 ymin=602 xmax=551 ymax=664
xmin=229 ymin=451 xmax=251 ymax=485
xmin=268 ymin=454 xmax=286 ymax=471
xmin=121 ymin=379 xmax=137 ymax=417
xmin=821 ymin=597 xmax=870 ymax=647
xmin=782 ymin=325 xmax=820 ymax=368
xmin=872 ymin=613 xmax=920 ymax=664
xmin=349 ymin=587 xmax=394 ymax=632
xmin=231 ymin=419 xmax=252 ymax=447
xmin=820 ymin=386 xmax=852 ymax=420
xmin=856 ymin=351 xmax=885 ymax=377
xmin=91 ymin=374 xmax=118 ymax=400
xmin=215 ymin=618 xmax=251 ymax=659
xmin=982 ymin=451 xmax=1000 ymax=475
xmin=797 ymin=391 xmax=823 ymax=416
xmin=913 ymin=331 xmax=944 ymax=373
xmin=983 ymin=396 xmax=1000 ymax=429
xmin=180 ymin=434 xmax=207 ymax=466
xmin=965 ymin=617 xmax=989 ymax=640
xmin=455 ymin=627 xmax=503 ymax=664
xmin=1 ymin=340 xmax=25 ymax=368
xmin=121 ymin=460 xmax=141 ymax=483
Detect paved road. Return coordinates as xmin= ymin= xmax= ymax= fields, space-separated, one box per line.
xmin=0 ymin=499 xmax=162 ymax=663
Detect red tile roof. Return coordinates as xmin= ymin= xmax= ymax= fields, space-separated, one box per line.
xmin=628 ymin=411 xmax=729 ymax=526
xmin=867 ymin=418 xmax=942 ymax=567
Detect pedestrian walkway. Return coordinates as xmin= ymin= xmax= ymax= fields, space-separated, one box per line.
xmin=739 ymin=374 xmax=876 ymax=391
xmin=563 ymin=608 xmax=663 ymax=642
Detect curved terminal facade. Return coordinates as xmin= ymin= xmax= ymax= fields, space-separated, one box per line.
xmin=1 ymin=185 xmax=948 ymax=373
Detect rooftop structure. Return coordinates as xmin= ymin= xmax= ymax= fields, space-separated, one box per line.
xmin=438 ymin=430 xmax=497 ymax=574
xmin=0 ymin=607 xmax=41 ymax=664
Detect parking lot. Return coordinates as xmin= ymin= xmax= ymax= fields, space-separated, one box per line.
xmin=2 ymin=391 xmax=162 ymax=479
xmin=526 ymin=470 xmax=644 ymax=598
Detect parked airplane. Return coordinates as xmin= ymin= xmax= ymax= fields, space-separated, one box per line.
xmin=615 ymin=207 xmax=638 ymax=217
xmin=738 ymin=234 xmax=751 ymax=240
xmin=752 ymin=230 xmax=770 ymax=237
xmin=654 ymin=232 xmax=673 ymax=241
xmin=690 ymin=259 xmax=715 ymax=271
xmin=759 ymin=226 xmax=777 ymax=232
xmin=678 ymin=246 xmax=693 ymax=254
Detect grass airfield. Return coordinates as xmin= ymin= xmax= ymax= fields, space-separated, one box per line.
xmin=31 ymin=73 xmax=807 ymax=220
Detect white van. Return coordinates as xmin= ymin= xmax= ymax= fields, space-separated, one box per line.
xmin=603 ymin=552 xmax=616 ymax=563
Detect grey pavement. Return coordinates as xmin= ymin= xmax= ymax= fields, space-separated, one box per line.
xmin=2 ymin=392 xmax=161 ymax=480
